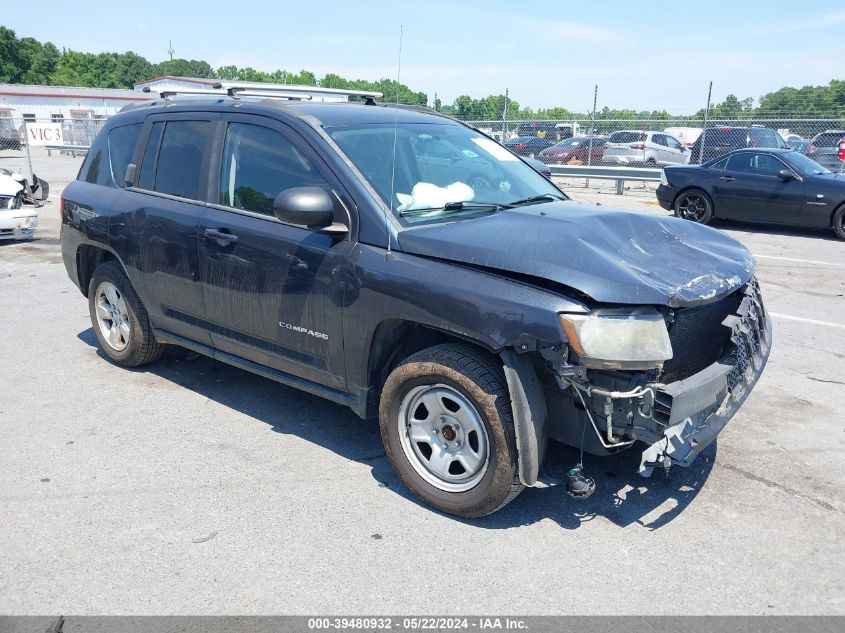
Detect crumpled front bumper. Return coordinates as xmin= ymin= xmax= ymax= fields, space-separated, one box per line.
xmin=0 ymin=210 xmax=38 ymax=240
xmin=638 ymin=279 xmax=771 ymax=475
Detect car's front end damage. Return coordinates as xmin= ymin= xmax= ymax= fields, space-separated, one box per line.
xmin=539 ymin=277 xmax=770 ymax=478
xmin=0 ymin=172 xmax=37 ymax=241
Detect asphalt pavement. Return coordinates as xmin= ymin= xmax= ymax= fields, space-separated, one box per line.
xmin=0 ymin=151 xmax=843 ymax=615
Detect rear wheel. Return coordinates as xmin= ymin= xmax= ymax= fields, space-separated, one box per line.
xmin=833 ymin=205 xmax=845 ymax=240
xmin=379 ymin=343 xmax=523 ymax=518
xmin=88 ymin=261 xmax=164 ymax=367
xmin=674 ymin=189 xmax=713 ymax=224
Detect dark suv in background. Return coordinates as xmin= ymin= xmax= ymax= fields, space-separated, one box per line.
xmin=60 ymin=86 xmax=770 ymax=517
xmin=807 ymin=130 xmax=845 ymax=171
xmin=690 ymin=125 xmax=787 ymax=163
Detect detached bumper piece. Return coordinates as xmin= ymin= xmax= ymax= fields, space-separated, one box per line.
xmin=638 ymin=280 xmax=771 ymax=475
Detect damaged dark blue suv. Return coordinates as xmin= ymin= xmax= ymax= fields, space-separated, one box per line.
xmin=60 ymin=85 xmax=771 ymax=517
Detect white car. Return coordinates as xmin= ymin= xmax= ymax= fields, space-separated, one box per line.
xmin=0 ymin=172 xmax=38 ymax=241
xmin=602 ymin=130 xmax=690 ymax=167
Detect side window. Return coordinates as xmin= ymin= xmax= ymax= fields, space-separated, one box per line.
xmin=652 ymin=134 xmax=667 ymax=147
xmin=726 ymin=154 xmax=754 ymax=174
xmin=219 ymin=122 xmax=330 ymax=216
xmin=665 ymin=136 xmax=682 ymax=150
xmin=77 ymin=131 xmax=111 ymax=186
xmin=138 ymin=122 xmax=164 ymax=190
xmin=108 ymin=123 xmax=142 ymax=188
xmin=152 ymin=121 xmax=211 ymax=199
xmin=751 ymin=154 xmax=786 ymax=176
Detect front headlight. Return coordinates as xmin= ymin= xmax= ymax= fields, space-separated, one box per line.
xmin=559 ymin=308 xmax=673 ymax=370
xmin=15 ymin=216 xmax=38 ymax=229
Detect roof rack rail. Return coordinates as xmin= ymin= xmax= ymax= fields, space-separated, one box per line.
xmin=213 ymin=81 xmax=383 ymax=101
xmin=143 ymin=86 xmax=227 ymax=98
xmin=142 ymin=83 xmax=383 ymax=104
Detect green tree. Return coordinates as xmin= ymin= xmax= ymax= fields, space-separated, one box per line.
xmin=152 ymin=58 xmax=215 ymax=79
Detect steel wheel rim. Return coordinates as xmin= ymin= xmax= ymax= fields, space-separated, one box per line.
xmin=678 ymin=194 xmax=707 ymax=221
xmin=94 ymin=281 xmax=130 ymax=352
xmin=397 ymin=383 xmax=490 ymax=492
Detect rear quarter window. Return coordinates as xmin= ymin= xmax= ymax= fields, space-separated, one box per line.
xmin=77 ymin=131 xmax=111 ymax=186
xmin=751 ymin=128 xmax=785 ymax=148
xmin=108 ymin=123 xmax=142 ymax=188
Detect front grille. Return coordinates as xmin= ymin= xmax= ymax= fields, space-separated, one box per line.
xmin=662 ymin=290 xmax=743 ymax=382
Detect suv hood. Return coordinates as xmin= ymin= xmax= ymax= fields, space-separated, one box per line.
xmin=398 ymin=201 xmax=755 ymax=308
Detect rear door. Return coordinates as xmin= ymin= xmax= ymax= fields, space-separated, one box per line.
xmin=197 ymin=113 xmax=352 ymax=389
xmin=714 ymin=152 xmax=805 ymax=223
xmin=122 ymin=113 xmax=217 ymax=344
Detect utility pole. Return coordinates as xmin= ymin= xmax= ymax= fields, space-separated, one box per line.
xmin=587 ymin=84 xmax=598 ymax=183
xmin=502 ymin=88 xmax=509 ymax=140
xmin=167 ymin=40 xmax=175 ymax=61
xmin=700 ymin=81 xmax=713 ymax=164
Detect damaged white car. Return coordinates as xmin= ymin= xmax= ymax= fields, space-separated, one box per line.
xmin=0 ymin=170 xmax=40 ymax=241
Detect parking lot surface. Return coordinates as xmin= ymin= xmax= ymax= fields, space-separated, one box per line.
xmin=0 ymin=152 xmax=843 ymax=614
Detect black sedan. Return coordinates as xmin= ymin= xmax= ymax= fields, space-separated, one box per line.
xmin=657 ymin=148 xmax=845 ymax=239
xmin=504 ymin=135 xmax=553 ymax=157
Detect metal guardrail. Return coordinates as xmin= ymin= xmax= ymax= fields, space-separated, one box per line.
xmin=45 ymin=144 xmax=89 ymax=158
xmin=547 ymin=164 xmax=662 ymax=195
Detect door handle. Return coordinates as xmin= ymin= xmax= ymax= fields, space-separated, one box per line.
xmin=718 ymin=176 xmax=735 ymax=182
xmin=204 ymin=228 xmax=239 ymax=245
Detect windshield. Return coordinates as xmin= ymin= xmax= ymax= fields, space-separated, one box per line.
xmin=328 ymin=122 xmax=563 ymax=220
xmin=786 ymin=151 xmax=832 ymax=176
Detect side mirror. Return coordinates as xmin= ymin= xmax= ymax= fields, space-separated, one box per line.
xmin=273 ymin=187 xmax=336 ymax=228
xmin=123 ymin=163 xmax=137 ymax=187
xmin=777 ymin=169 xmax=796 ymax=181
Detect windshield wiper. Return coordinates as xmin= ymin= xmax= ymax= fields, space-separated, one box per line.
xmin=399 ymin=201 xmax=506 ymax=217
xmin=506 ymin=193 xmax=567 ymax=207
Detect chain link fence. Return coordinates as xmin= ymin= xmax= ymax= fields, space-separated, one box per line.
xmin=2 ymin=114 xmax=843 ymax=179
xmin=464 ymin=117 xmax=845 ymax=169
xmin=1 ymin=117 xmax=107 ymax=161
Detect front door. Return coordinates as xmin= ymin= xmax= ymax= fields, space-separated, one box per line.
xmin=714 ymin=152 xmax=805 ymax=224
xmin=197 ymin=115 xmax=351 ymax=389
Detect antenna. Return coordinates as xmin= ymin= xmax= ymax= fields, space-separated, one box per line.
xmin=168 ymin=40 xmax=175 ymax=61
xmin=386 ymin=24 xmax=403 ymax=257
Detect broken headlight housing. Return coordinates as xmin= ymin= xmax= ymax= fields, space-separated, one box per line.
xmin=559 ymin=308 xmax=673 ymax=370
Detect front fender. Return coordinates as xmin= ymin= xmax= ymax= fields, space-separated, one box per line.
xmin=501 ymin=348 xmax=548 ymax=487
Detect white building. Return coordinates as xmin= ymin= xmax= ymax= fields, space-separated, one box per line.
xmin=0 ymin=84 xmax=147 ymax=127
xmin=0 ymin=77 xmax=377 ymax=145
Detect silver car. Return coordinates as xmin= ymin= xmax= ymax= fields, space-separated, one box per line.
xmin=807 ymin=130 xmax=845 ymax=171
xmin=602 ymin=130 xmax=690 ymax=166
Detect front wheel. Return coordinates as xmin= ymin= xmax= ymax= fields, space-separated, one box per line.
xmin=833 ymin=206 xmax=845 ymax=240
xmin=379 ymin=344 xmax=523 ymax=517
xmin=674 ymin=189 xmax=713 ymax=224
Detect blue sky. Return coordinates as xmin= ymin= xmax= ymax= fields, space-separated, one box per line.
xmin=5 ymin=0 xmax=845 ymax=113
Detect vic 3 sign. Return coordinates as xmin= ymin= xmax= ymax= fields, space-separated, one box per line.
xmin=25 ymin=122 xmax=64 ymax=146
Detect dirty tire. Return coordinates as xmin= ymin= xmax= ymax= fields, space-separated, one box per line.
xmin=88 ymin=260 xmax=164 ymax=367
xmin=833 ymin=205 xmax=845 ymax=240
xmin=674 ymin=188 xmax=713 ymax=224
xmin=379 ymin=343 xmax=523 ymax=518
